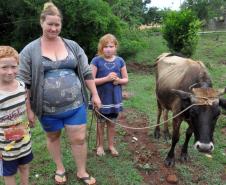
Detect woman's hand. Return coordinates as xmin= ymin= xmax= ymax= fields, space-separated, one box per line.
xmin=91 ymin=93 xmax=102 ymax=110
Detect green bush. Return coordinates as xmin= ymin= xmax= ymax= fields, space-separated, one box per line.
xmin=118 ymin=28 xmax=147 ymax=59
xmin=162 ymin=10 xmax=201 ymax=57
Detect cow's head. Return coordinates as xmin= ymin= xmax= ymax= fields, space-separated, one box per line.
xmin=172 ymin=87 xmax=226 ymax=153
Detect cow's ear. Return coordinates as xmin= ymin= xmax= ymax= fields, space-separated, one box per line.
xmin=219 ymin=98 xmax=226 ymax=109
xmin=171 ymin=89 xmax=191 ymax=100
xmin=217 ymin=87 xmax=226 ymax=96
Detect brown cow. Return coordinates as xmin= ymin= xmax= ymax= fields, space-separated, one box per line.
xmin=153 ymin=53 xmax=226 ymax=166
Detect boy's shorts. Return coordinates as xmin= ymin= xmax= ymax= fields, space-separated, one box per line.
xmin=2 ymin=152 xmax=33 ymax=176
xmin=40 ymin=104 xmax=87 ymax=132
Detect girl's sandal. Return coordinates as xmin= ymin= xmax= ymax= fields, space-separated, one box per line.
xmin=77 ymin=175 xmax=96 ymax=185
xmin=55 ymin=172 xmax=67 ymax=185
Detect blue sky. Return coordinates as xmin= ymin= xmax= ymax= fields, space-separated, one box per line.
xmin=149 ymin=0 xmax=185 ymax=10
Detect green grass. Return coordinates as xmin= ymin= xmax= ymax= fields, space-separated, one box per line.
xmin=0 ymin=117 xmax=142 ymax=185
xmin=1 ymin=31 xmax=226 ymax=185
xmin=127 ymin=30 xmax=169 ymax=64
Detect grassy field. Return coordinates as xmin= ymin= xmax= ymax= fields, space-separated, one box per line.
xmin=126 ymin=31 xmax=226 ymax=185
xmin=1 ymin=32 xmax=226 ymax=185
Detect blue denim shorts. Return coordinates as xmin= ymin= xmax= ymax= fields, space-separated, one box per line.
xmin=40 ymin=104 xmax=87 ymax=132
xmin=2 ymin=152 xmax=33 ymax=176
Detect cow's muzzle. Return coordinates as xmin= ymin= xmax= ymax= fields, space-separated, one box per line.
xmin=194 ymin=141 xmax=214 ymax=153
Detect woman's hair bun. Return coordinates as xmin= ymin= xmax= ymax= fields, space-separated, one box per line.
xmin=43 ymin=2 xmax=56 ymax=11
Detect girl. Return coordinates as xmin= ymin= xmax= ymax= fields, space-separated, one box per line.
xmin=91 ymin=34 xmax=128 ymax=157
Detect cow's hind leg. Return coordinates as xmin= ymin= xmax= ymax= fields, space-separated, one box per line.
xmin=165 ymin=117 xmax=182 ymax=167
xmin=154 ymin=100 xmax=162 ymax=139
xmin=180 ymin=126 xmax=193 ymax=162
xmin=163 ymin=109 xmax=171 ymax=141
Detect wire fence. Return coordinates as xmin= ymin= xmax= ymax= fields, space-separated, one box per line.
xmin=198 ymin=30 xmax=226 ymax=34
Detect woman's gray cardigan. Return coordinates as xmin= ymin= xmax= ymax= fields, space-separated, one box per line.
xmin=18 ymin=37 xmax=92 ymax=118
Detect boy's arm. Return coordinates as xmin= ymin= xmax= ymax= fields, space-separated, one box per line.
xmin=26 ymin=89 xmax=36 ymax=128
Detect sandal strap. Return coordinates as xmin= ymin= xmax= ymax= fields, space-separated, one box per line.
xmin=80 ymin=176 xmax=91 ymax=180
xmin=77 ymin=175 xmax=96 ymax=185
xmin=55 ymin=172 xmax=67 ymax=184
xmin=55 ymin=172 xmax=66 ymax=178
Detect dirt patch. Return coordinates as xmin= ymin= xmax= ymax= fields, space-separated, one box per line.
xmin=122 ymin=91 xmax=133 ymax=100
xmin=221 ymin=127 xmax=226 ymax=135
xmin=126 ymin=62 xmax=154 ymax=74
xmin=118 ymin=109 xmax=180 ymax=185
xmin=218 ymin=60 xmax=226 ymax=65
xmin=119 ymin=108 xmax=226 ymax=184
xmin=221 ymin=167 xmax=226 ymax=183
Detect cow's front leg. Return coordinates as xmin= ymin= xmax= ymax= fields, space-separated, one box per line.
xmin=165 ymin=119 xmax=181 ymax=167
xmin=180 ymin=126 xmax=193 ymax=162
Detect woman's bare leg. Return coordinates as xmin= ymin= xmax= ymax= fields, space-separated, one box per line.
xmin=46 ymin=131 xmax=65 ymax=175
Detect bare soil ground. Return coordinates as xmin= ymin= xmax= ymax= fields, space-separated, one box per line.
xmin=126 ymin=63 xmax=154 ymax=74
xmin=120 ymin=64 xmax=180 ymax=184
xmin=118 ymin=109 xmax=180 ymax=185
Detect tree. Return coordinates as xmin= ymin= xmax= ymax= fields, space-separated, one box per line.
xmin=0 ymin=0 xmax=148 ymax=59
xmin=0 ymin=0 xmax=41 ymax=49
xmin=162 ymin=10 xmax=201 ymax=57
xmin=143 ymin=7 xmax=166 ymax=24
xmin=55 ymin=0 xmax=123 ymax=57
xmin=104 ymin=0 xmax=150 ymax=26
xmin=181 ymin=0 xmax=226 ymax=21
xmin=0 ymin=0 xmax=124 ymax=58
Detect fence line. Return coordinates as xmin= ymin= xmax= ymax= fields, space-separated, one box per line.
xmin=198 ymin=31 xmax=226 ymax=34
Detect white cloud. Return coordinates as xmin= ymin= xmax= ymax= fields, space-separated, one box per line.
xmin=149 ymin=0 xmax=184 ymax=10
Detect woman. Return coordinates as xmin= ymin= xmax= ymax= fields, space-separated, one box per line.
xmin=18 ymin=2 xmax=101 ymax=185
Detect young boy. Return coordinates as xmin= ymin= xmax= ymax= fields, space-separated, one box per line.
xmin=0 ymin=46 xmax=35 ymax=185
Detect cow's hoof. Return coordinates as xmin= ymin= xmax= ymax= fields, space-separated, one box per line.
xmin=180 ymin=153 xmax=188 ymax=162
xmin=154 ymin=129 xmax=161 ymax=139
xmin=164 ymin=157 xmax=175 ymax=167
xmin=163 ymin=130 xmax=171 ymax=141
